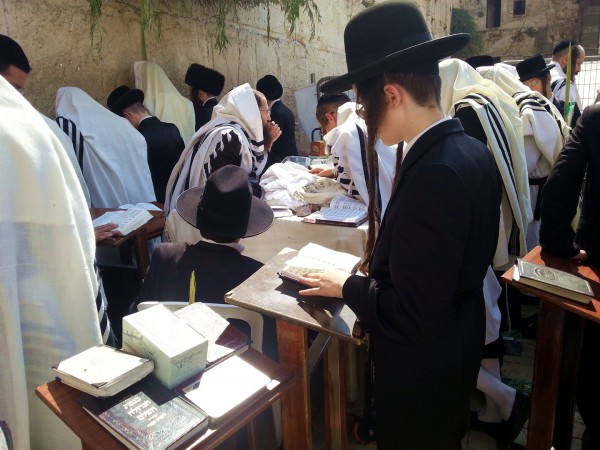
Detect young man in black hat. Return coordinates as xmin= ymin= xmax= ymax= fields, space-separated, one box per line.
xmin=256 ymin=74 xmax=298 ymax=168
xmin=107 ymin=86 xmax=184 ymax=203
xmin=185 ymin=63 xmax=225 ymax=130
xmin=136 ymin=164 xmax=277 ymax=358
xmin=298 ymin=2 xmax=502 ymax=448
xmin=517 ymin=53 xmax=555 ymax=100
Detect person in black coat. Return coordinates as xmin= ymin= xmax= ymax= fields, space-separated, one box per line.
xmin=540 ymin=104 xmax=600 ymax=450
xmin=299 ymin=3 xmax=502 ymax=448
xmin=107 ymin=86 xmax=184 ymax=203
xmin=135 ymin=165 xmax=277 ymax=359
xmin=256 ymin=74 xmax=298 ymax=168
xmin=185 ymin=64 xmax=225 ymax=130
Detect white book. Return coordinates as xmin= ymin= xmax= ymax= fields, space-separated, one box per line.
xmin=92 ymin=207 xmax=153 ymax=236
xmin=53 ymin=345 xmax=154 ymax=397
xmin=279 ymin=243 xmax=362 ymax=285
xmin=118 ymin=202 xmax=162 ymax=211
xmin=302 ymin=195 xmax=367 ymax=227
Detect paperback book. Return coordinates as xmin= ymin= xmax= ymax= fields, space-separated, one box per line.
xmin=92 ymin=208 xmax=153 ymax=236
xmin=302 ymin=195 xmax=367 ymax=227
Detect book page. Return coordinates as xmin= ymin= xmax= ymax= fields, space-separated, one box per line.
xmin=329 ymin=195 xmax=368 ymax=212
xmin=289 ymin=243 xmax=361 ymax=274
xmin=308 ymin=207 xmax=367 ymax=223
xmin=92 ymin=208 xmax=152 ymax=235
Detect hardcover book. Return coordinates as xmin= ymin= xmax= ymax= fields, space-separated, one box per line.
xmin=173 ymin=303 xmax=250 ymax=368
xmin=302 ymin=195 xmax=367 ymax=227
xmin=92 ymin=207 xmax=153 ymax=236
xmin=278 ymin=242 xmax=362 ymax=285
xmin=80 ymin=376 xmax=208 ymax=450
xmin=122 ymin=305 xmax=209 ymax=389
xmin=175 ymin=353 xmax=273 ymax=426
xmin=53 ymin=345 xmax=154 ymax=397
xmin=513 ymin=258 xmax=593 ymax=305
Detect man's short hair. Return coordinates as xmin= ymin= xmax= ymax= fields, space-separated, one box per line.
xmin=0 ymin=35 xmax=31 ymax=74
xmin=122 ymin=102 xmax=149 ymax=115
xmin=552 ymin=40 xmax=578 ymax=57
xmin=315 ymin=93 xmax=351 ymax=127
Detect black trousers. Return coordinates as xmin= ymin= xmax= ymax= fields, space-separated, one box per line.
xmin=577 ymin=321 xmax=600 ymax=448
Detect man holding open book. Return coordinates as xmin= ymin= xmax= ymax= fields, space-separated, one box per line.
xmin=299 ymin=2 xmax=502 ymax=448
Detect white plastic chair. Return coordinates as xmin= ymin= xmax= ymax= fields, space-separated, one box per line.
xmin=136 ymin=301 xmax=263 ymax=352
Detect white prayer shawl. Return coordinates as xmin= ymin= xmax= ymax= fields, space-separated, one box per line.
xmin=134 ymin=61 xmax=196 ymax=144
xmin=55 ymin=87 xmax=155 ymax=208
xmin=164 ymin=83 xmax=267 ymax=243
xmin=39 ymin=113 xmax=91 ymax=206
xmin=324 ymin=102 xmax=397 ymax=216
xmin=550 ymin=64 xmax=583 ymax=110
xmin=439 ymin=59 xmax=531 ymax=268
xmin=0 ymin=76 xmax=102 ymax=450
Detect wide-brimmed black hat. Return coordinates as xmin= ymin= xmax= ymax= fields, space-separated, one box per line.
xmin=106 ymin=86 xmax=144 ymax=115
xmin=185 ymin=64 xmax=225 ymax=96
xmin=256 ymin=75 xmax=283 ymax=100
xmin=465 ymin=55 xmax=495 ymax=69
xmin=516 ymin=54 xmax=555 ymax=82
xmin=320 ymin=1 xmax=470 ymax=94
xmin=176 ymin=165 xmax=274 ymax=239
xmin=0 ymin=34 xmax=31 ymax=73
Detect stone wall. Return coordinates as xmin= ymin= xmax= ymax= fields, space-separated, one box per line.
xmin=456 ymin=0 xmax=584 ymax=59
xmin=1 ymin=0 xmax=453 ymax=151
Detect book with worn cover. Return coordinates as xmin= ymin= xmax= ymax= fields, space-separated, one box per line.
xmin=513 ymin=258 xmax=593 ymax=304
xmin=80 ymin=376 xmax=208 ymax=450
xmin=173 ymin=303 xmax=250 ymax=368
xmin=175 ymin=353 xmax=273 ymax=426
xmin=122 ymin=304 xmax=209 ymax=389
xmin=302 ymin=195 xmax=367 ymax=227
xmin=53 ymin=345 xmax=154 ymax=398
xmin=92 ymin=207 xmax=153 ymax=236
xmin=278 ymin=242 xmax=362 ymax=285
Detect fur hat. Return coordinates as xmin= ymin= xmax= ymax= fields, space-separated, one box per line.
xmin=185 ymin=64 xmax=225 ymax=96
xmin=0 ymin=35 xmax=31 ymax=73
xmin=321 ymin=1 xmax=469 ymax=94
xmin=176 ymin=165 xmax=273 ymax=239
xmin=106 ymin=86 xmax=144 ymax=115
xmin=256 ymin=75 xmax=283 ymax=100
xmin=516 ymin=54 xmax=555 ymax=82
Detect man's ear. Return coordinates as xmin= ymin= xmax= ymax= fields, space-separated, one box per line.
xmin=383 ymin=83 xmax=403 ymax=109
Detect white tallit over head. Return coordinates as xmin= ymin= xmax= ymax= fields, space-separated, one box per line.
xmin=134 ymin=61 xmax=196 ymax=144
xmin=55 ymin=86 xmax=155 ymax=207
xmin=439 ymin=58 xmax=531 ymax=268
xmin=0 ymin=76 xmax=102 ymax=450
xmin=39 ymin=112 xmax=92 ymax=206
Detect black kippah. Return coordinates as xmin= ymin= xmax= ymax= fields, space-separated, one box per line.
xmin=552 ymin=40 xmax=578 ymax=55
xmin=0 ymin=35 xmax=31 ymax=73
xmin=317 ymin=93 xmax=351 ymax=107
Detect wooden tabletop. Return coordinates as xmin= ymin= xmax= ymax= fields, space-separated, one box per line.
xmin=36 ymin=348 xmax=294 ymax=450
xmin=225 ymin=249 xmax=364 ymax=345
xmin=501 ymin=246 xmax=600 ymax=324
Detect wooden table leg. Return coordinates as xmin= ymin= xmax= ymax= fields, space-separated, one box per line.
xmin=133 ymin=228 xmax=150 ymax=280
xmin=324 ymin=337 xmax=347 ymax=450
xmin=277 ymin=320 xmax=311 ymax=450
xmin=553 ymin=313 xmax=584 ymax=450
xmin=527 ymin=301 xmax=566 ymax=450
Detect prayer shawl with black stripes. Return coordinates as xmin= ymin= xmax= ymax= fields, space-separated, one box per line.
xmin=55 ymin=87 xmax=156 ymax=208
xmin=439 ymin=59 xmax=531 ymax=269
xmin=323 ymin=101 xmax=397 ymax=217
xmin=164 ymin=83 xmax=267 ymax=243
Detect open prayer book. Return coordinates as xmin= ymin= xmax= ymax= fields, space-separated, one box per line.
xmin=92 ymin=208 xmax=153 ymax=236
xmin=513 ymin=258 xmax=593 ymax=305
xmin=302 ymin=195 xmax=367 ymax=227
xmin=53 ymin=345 xmax=154 ymax=397
xmin=278 ymin=243 xmax=362 ymax=285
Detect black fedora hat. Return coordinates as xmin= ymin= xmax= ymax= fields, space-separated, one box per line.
xmin=176 ymin=165 xmax=274 ymax=239
xmin=107 ymin=86 xmax=144 ymax=115
xmin=516 ymin=54 xmax=555 ymax=82
xmin=321 ymin=1 xmax=470 ymax=94
xmin=256 ymin=75 xmax=283 ymax=100
xmin=465 ymin=55 xmax=495 ymax=69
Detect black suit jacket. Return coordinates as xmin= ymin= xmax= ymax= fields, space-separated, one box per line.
xmin=193 ymin=97 xmax=218 ymax=131
xmin=343 ymin=119 xmax=501 ymax=448
xmin=137 ymin=116 xmax=184 ymax=203
xmin=266 ymin=100 xmax=298 ymax=167
xmin=541 ymin=104 xmax=600 ymax=264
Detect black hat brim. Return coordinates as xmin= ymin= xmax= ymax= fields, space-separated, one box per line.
xmin=110 ymin=89 xmax=144 ymax=115
xmin=321 ymin=33 xmax=471 ymax=94
xmin=518 ymin=63 xmax=555 ymax=82
xmin=176 ymin=186 xmax=274 ymax=239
